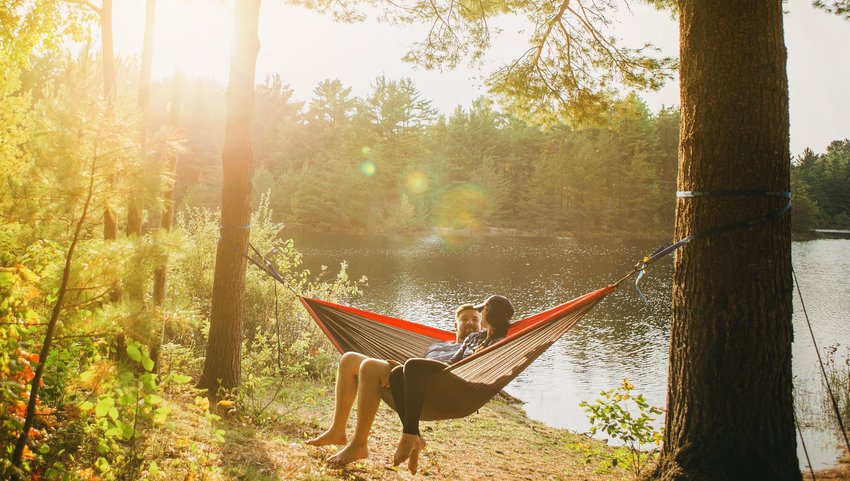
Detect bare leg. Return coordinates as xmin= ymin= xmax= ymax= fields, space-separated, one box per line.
xmin=307 ymin=352 xmax=369 ymax=446
xmin=327 ymin=358 xmax=391 ymax=465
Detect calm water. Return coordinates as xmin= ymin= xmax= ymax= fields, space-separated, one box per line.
xmin=289 ymin=232 xmax=849 ymax=470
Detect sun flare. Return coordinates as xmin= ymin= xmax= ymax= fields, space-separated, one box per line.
xmin=115 ymin=0 xmax=234 ymax=80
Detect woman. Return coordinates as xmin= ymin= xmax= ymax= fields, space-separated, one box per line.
xmin=390 ymin=294 xmax=514 ymax=474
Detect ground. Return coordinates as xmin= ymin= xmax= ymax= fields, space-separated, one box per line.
xmin=125 ymin=378 xmax=848 ymax=481
xmin=137 ymin=380 xmax=637 ymax=481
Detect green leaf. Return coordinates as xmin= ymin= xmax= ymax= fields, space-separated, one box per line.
xmin=140 ymin=373 xmax=157 ymax=391
xmin=126 ymin=344 xmax=142 ymax=362
xmin=141 ymin=355 xmax=154 ymax=372
xmin=116 ymin=419 xmax=135 ymax=440
xmin=95 ymin=397 xmax=114 ymax=417
xmin=168 ymin=373 xmax=192 ymax=384
xmin=154 ymin=406 xmax=172 ymax=424
xmin=149 ymin=461 xmax=159 ymax=476
xmin=146 ymin=394 xmax=163 ymax=405
xmin=79 ymin=401 xmax=94 ymax=412
xmin=108 ymin=407 xmax=119 ymax=420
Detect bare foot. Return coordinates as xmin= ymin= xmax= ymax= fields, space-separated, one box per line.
xmin=393 ymin=433 xmax=426 ymax=474
xmin=306 ymin=429 xmax=347 ymax=446
xmin=326 ymin=442 xmax=369 ymax=465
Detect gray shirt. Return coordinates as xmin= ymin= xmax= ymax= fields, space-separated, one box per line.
xmin=423 ymin=340 xmax=462 ymax=363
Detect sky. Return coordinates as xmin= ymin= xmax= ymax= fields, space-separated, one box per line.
xmin=112 ymin=0 xmax=850 ymax=157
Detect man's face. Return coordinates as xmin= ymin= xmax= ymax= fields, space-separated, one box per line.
xmin=455 ymin=308 xmax=482 ymax=342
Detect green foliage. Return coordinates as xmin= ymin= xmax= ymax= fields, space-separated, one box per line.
xmin=792 ymin=141 xmax=850 ymax=232
xmin=814 ymin=0 xmax=850 ymax=20
xmin=0 ymin=265 xmax=46 ymax=477
xmin=177 ymin=77 xmax=680 ymax=237
xmin=579 ymin=379 xmax=663 ymax=478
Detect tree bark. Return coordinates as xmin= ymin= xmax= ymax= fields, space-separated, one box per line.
xmin=152 ymin=68 xmax=183 ymax=371
xmin=101 ymin=0 xmax=118 ymax=241
xmin=198 ymin=0 xmax=261 ymax=392
xmin=650 ymin=1 xmax=798 ymax=480
xmin=153 ymin=68 xmax=183 ymax=309
xmin=127 ymin=0 xmax=156 ymax=238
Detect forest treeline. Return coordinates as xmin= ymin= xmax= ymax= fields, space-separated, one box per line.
xmin=171 ymin=75 xmax=681 ymax=237
xmin=792 ymin=142 xmax=850 ymax=232
xmin=157 ymin=74 xmax=850 ymax=236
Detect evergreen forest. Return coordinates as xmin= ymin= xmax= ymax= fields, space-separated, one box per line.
xmin=152 ymin=73 xmax=850 ymax=237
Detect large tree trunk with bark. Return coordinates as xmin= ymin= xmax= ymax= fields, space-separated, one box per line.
xmin=198 ymin=0 xmax=261 ymax=391
xmin=650 ymin=1 xmax=798 ymax=480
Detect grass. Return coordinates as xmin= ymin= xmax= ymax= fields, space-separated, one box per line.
xmin=135 ymin=379 xmax=630 ymax=481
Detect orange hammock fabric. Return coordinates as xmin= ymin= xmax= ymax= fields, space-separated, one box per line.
xmin=300 ymin=285 xmax=616 ymax=421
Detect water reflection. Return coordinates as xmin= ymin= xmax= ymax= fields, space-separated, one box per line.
xmin=290 ymin=232 xmax=848 ymax=470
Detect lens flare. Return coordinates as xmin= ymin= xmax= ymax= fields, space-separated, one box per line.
xmin=359 ymin=160 xmax=377 ymax=177
xmin=405 ymin=171 xmax=429 ymax=194
xmin=361 ymin=146 xmax=371 ymax=156
xmin=432 ymin=182 xmax=491 ymax=232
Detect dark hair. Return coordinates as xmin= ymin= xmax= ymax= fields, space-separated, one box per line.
xmin=477 ymin=295 xmax=514 ymax=339
xmin=486 ymin=313 xmax=510 ymax=339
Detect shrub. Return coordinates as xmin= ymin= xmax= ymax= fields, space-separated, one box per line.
xmin=580 ymin=379 xmax=664 ymax=478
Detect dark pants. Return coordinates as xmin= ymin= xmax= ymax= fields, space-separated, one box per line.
xmin=389 ymin=358 xmax=447 ymax=435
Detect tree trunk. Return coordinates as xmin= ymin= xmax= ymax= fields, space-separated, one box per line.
xmin=101 ymin=0 xmax=118 ymax=241
xmin=127 ymin=0 xmax=156 ymax=238
xmin=152 ymin=68 xmax=183 ymax=371
xmin=198 ymin=0 xmax=261 ymax=392
xmin=650 ymin=2 xmax=798 ymax=480
xmin=153 ymin=68 xmax=183 ymax=309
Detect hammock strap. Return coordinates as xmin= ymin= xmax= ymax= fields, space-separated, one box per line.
xmin=217 ymin=225 xmax=302 ymax=297
xmin=631 ymin=190 xmax=791 ymax=303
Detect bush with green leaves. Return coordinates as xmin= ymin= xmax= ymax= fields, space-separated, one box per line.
xmin=579 ymin=378 xmax=664 ymax=478
xmin=56 ymin=341 xmax=189 ymax=480
xmin=169 ymin=192 xmax=367 ymax=421
xmin=172 ymin=191 xmax=366 ymax=362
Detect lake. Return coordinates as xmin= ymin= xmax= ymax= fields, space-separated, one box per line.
xmin=288 ymin=232 xmax=849 ymax=470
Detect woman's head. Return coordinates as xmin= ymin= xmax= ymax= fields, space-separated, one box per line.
xmin=474 ymin=295 xmax=514 ymax=338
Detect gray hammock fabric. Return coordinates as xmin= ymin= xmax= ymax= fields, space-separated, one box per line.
xmin=300 ymin=285 xmax=615 ymax=421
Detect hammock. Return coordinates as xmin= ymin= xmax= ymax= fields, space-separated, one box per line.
xmin=299 ymin=284 xmax=616 ymax=421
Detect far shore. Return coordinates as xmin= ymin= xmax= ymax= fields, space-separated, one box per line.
xmin=281 ymin=225 xmax=844 ymax=242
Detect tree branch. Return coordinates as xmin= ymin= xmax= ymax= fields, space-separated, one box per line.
xmin=64 ymin=0 xmax=102 ymax=15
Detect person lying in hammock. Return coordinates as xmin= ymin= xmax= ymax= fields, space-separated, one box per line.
xmin=390 ymin=294 xmax=514 ymax=473
xmin=306 ymin=302 xmax=484 ymax=464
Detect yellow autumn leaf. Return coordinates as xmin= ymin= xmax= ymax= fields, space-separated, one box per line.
xmin=217 ymin=400 xmax=235 ymax=408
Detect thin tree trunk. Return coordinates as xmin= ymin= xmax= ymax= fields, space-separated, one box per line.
xmin=650 ymin=1 xmax=798 ymax=480
xmin=152 ymin=68 xmax=183 ymax=370
xmin=198 ymin=0 xmax=262 ymax=392
xmin=127 ymin=0 xmax=156 ymax=238
xmin=10 ymin=153 xmax=100 ymax=480
xmin=153 ymin=68 xmax=183 ymax=309
xmin=101 ymin=0 xmax=118 ymax=241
